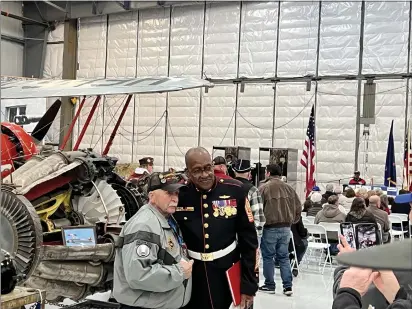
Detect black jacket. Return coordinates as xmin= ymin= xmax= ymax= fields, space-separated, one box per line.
xmin=333 ymin=286 xmax=411 ymax=309
xmin=289 ymin=216 xmax=308 ymax=248
xmin=345 ymin=211 xmax=377 ymax=224
xmin=333 ymin=266 xmax=412 ymax=309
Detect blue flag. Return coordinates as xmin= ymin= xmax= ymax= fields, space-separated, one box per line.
xmin=384 ymin=120 xmax=396 ymax=187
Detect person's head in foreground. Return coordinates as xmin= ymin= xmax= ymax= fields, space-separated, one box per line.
xmin=212 ymin=155 xmax=228 ymax=175
xmin=148 ymin=172 xmax=186 ymax=216
xmin=328 ymin=195 xmax=339 ymax=206
xmin=185 ymin=147 xmax=215 ymax=191
xmin=265 ymin=164 xmax=282 ymax=178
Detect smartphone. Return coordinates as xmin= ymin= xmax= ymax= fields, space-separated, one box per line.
xmin=340 ymin=223 xmax=356 ymax=249
xmin=355 ymin=223 xmax=378 ymax=249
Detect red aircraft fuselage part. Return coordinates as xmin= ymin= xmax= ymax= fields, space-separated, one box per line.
xmin=1 ymin=122 xmax=37 ymax=178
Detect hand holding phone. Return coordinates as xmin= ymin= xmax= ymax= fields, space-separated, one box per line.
xmin=340 ymin=223 xmax=356 ymax=249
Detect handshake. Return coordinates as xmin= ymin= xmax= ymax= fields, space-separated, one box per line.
xmin=179 ymin=259 xmax=194 ymax=279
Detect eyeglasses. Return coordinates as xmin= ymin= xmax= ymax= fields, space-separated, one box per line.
xmin=189 ymin=165 xmax=214 ymax=177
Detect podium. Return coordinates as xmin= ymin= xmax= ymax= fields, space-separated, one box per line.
xmin=257 ymin=147 xmax=298 ymax=189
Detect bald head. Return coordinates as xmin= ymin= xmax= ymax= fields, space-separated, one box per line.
xmin=369 ymin=195 xmax=381 ymax=208
xmin=185 ymin=147 xmax=210 ymax=167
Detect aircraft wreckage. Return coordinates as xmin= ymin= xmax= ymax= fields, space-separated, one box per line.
xmin=0 ymin=76 xmax=211 ymax=300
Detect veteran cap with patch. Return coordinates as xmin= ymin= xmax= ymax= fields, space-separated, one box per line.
xmin=147 ymin=172 xmax=187 ymax=193
xmin=139 ymin=157 xmax=154 ymax=166
xmin=336 ymin=239 xmax=412 ymax=270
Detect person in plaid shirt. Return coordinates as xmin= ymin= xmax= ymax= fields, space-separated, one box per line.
xmin=233 ymin=159 xmax=266 ymax=239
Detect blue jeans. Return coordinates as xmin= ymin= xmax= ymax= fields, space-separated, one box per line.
xmin=261 ymin=227 xmax=293 ymax=289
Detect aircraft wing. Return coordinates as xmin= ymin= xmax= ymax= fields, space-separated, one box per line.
xmin=1 ymin=77 xmax=213 ymax=99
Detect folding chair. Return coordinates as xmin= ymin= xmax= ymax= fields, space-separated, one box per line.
xmin=318 ymin=222 xmax=341 ymax=244
xmin=376 ymin=222 xmax=383 ymax=244
xmin=390 ymin=214 xmax=410 ymax=237
xmin=388 ymin=215 xmax=408 ymax=241
xmin=305 ymin=216 xmax=315 ymax=224
xmin=301 ymin=212 xmax=307 ymax=218
xmin=304 ymin=224 xmax=332 ymax=274
xmin=289 ymin=230 xmax=300 ymax=275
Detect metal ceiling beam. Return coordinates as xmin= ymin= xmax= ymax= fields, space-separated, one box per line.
xmin=41 ymin=1 xmax=66 ymax=13
xmin=1 ymin=10 xmax=49 ymax=27
xmin=1 ymin=34 xmax=24 ymax=45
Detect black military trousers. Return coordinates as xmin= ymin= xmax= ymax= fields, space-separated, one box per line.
xmin=183 ymin=260 xmax=233 ymax=309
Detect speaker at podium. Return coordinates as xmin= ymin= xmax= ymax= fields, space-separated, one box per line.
xmin=257 ymin=147 xmax=298 ymax=189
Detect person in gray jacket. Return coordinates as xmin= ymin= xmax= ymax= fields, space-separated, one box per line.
xmin=113 ymin=172 xmax=193 ymax=309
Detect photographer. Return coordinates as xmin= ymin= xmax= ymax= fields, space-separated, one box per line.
xmin=332 ymin=236 xmax=412 ymax=309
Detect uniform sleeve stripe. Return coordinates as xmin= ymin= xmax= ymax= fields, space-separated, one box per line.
xmin=121 ymin=231 xmax=161 ymax=247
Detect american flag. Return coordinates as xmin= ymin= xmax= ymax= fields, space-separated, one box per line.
xmin=300 ymin=105 xmax=316 ymax=197
xmin=403 ymin=120 xmax=412 ymax=190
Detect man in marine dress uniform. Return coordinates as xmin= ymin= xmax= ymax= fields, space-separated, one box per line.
xmin=128 ymin=157 xmax=154 ymax=181
xmin=174 ymin=147 xmax=258 ymax=309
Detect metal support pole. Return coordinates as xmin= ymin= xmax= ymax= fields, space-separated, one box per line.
xmin=73 ymin=96 xmax=101 ymax=151
xmin=59 ymin=97 xmax=86 ymax=150
xmin=354 ymin=1 xmax=366 ymax=171
xmin=42 ymin=1 xmax=67 ymax=13
xmin=59 ymin=19 xmax=78 ymax=150
xmin=197 ymin=3 xmax=207 ymax=146
xmin=163 ymin=7 xmax=172 ymax=170
xmin=102 ymin=94 xmax=133 ymax=155
xmin=272 ymin=1 xmax=281 ymax=147
xmin=1 ymin=34 xmax=24 ymax=45
xmin=234 ymin=1 xmax=243 ymax=145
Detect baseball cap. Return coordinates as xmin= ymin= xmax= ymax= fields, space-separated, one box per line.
xmin=394 ymin=193 xmax=412 ymax=204
xmin=310 ymin=192 xmax=322 ymax=203
xmin=312 ymin=186 xmax=321 ymax=192
xmin=213 ymin=156 xmax=226 ymax=165
xmin=147 ymin=172 xmax=186 ymax=193
xmin=336 ymin=239 xmax=412 ymax=270
xmin=354 ymin=170 xmax=360 ymax=175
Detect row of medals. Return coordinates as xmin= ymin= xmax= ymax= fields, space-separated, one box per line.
xmin=213 ymin=206 xmax=237 ymax=218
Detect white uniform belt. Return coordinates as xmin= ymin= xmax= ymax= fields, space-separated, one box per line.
xmin=187 ymin=241 xmax=237 ymax=262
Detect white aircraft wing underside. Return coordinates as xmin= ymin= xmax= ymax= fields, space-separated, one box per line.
xmin=1 ymin=77 xmax=213 ymax=99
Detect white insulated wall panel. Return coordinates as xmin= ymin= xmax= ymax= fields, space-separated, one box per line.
xmin=200 ymin=85 xmax=236 ymax=153
xmin=1 ymin=40 xmax=23 ymax=76
xmin=236 ymin=84 xmax=274 ymax=163
xmin=238 ymin=2 xmax=278 ymax=78
xmin=166 ymin=90 xmax=200 ymax=170
xmin=363 ymin=2 xmax=409 ymax=74
xmin=318 ymin=2 xmax=361 ymax=75
xmin=166 ymin=5 xmax=204 ymax=169
xmin=134 ymin=9 xmax=169 ymax=169
xmin=133 ymin=93 xmax=166 ymax=171
xmin=358 ymin=80 xmax=407 ymax=185
xmin=1 ymin=1 xmax=23 ymax=38
xmin=169 ymin=4 xmax=204 ymax=78
xmin=203 ymin=3 xmax=240 ymax=78
xmin=273 ymin=83 xmax=315 ymax=197
xmin=316 ymin=82 xmax=358 ymax=184
xmin=136 ymin=8 xmax=170 ymax=77
xmin=76 ymin=16 xmax=108 ymax=153
xmin=277 ymin=2 xmax=319 ymax=78
xmin=102 ymin=12 xmax=138 ymax=163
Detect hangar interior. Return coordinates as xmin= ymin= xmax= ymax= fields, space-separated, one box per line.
xmin=2 ymin=1 xmax=412 ymax=195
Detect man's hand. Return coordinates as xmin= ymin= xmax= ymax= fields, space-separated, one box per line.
xmin=337 ymin=235 xmax=356 ymax=254
xmin=340 ymin=267 xmax=378 ymax=296
xmin=179 ymin=259 xmax=194 ymax=279
xmin=240 ymin=294 xmax=253 ymax=309
xmin=372 ymin=271 xmax=400 ymax=304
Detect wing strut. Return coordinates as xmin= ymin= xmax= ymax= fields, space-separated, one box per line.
xmin=59 ymin=96 xmax=86 ymax=150
xmin=102 ymin=94 xmax=133 ymax=156
xmin=73 ymin=96 xmax=101 ymax=151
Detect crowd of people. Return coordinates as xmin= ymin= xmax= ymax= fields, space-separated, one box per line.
xmin=112 ymin=150 xmax=412 ymax=309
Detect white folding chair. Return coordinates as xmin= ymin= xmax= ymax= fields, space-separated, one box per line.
xmin=301 ymin=212 xmax=307 ymax=218
xmin=390 ymin=214 xmax=410 ymax=237
xmin=289 ymin=231 xmax=300 ymax=274
xmin=388 ymin=215 xmax=408 ymax=241
xmin=318 ymin=222 xmax=341 ymax=244
xmin=376 ymin=222 xmax=384 ymax=244
xmin=304 ymin=224 xmax=331 ymax=274
xmin=305 ymin=216 xmax=315 ymax=224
